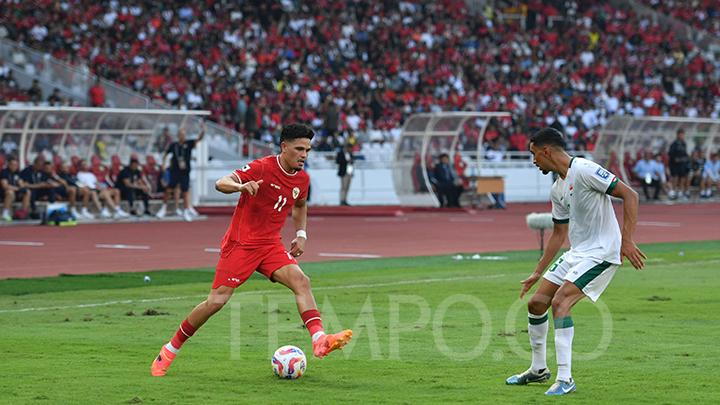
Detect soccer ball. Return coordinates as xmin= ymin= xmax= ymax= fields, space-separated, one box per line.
xmin=272 ymin=345 xmax=306 ymax=379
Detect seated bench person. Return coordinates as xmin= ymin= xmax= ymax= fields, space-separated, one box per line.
xmin=1 ymin=156 xmax=31 ymax=221
xmin=117 ymin=158 xmax=152 ymax=216
xmin=76 ymin=159 xmax=129 ymax=219
xmin=20 ymin=155 xmax=58 ymax=216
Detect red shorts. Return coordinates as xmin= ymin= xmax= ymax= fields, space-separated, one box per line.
xmin=212 ymin=242 xmax=297 ymax=289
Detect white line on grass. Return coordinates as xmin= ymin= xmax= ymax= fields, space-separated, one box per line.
xmin=0 ymin=241 xmax=45 ymax=247
xmin=5 ymin=258 xmax=719 ymax=314
xmin=95 ymin=244 xmax=151 ymax=250
xmin=0 ymin=274 xmax=506 ymax=313
xmin=318 ymin=253 xmax=382 ymax=258
xmin=204 ymin=248 xmax=221 ymax=253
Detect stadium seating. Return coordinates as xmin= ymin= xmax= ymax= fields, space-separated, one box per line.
xmin=0 ymin=0 xmax=718 ymax=155
xmin=638 ymin=0 xmax=719 ymax=37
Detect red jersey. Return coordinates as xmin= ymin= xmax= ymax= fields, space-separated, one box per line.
xmin=220 ymin=155 xmax=309 ymax=248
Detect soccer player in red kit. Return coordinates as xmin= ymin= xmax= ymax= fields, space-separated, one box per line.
xmin=151 ymin=123 xmax=352 ymax=376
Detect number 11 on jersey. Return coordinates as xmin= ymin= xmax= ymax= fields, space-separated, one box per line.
xmin=274 ymin=195 xmax=287 ymax=211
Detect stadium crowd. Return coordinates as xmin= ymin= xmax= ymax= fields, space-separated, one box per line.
xmin=1 ymin=0 xmax=719 ymax=155
xmin=639 ymin=0 xmax=720 ymax=38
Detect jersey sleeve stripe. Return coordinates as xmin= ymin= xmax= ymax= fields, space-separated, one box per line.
xmin=605 ymin=176 xmax=619 ymax=195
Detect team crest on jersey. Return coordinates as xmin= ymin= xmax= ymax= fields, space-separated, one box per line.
xmin=292 ymin=187 xmax=300 ymax=199
xmin=595 ymin=168 xmax=610 ymax=179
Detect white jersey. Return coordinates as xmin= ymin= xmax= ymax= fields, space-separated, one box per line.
xmin=550 ymin=157 xmax=622 ymax=264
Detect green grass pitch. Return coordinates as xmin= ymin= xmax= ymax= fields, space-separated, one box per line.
xmin=1 ymin=241 xmax=719 ymax=403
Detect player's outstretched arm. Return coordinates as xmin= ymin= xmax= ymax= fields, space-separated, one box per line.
xmin=520 ymin=222 xmax=568 ymax=298
xmin=215 ymin=174 xmax=263 ymax=195
xmin=610 ymin=180 xmax=647 ymax=269
xmin=289 ymin=198 xmax=308 ymax=257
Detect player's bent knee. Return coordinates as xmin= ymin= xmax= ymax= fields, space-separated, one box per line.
xmin=290 ymin=271 xmax=311 ymax=292
xmin=551 ymin=292 xmax=579 ymax=314
xmin=205 ymin=296 xmax=230 ymax=314
xmin=273 ymin=265 xmax=311 ymax=292
xmin=527 ymin=298 xmax=550 ymax=315
xmin=205 ymin=301 xmax=225 ymax=314
xmin=206 ymin=287 xmax=233 ymax=312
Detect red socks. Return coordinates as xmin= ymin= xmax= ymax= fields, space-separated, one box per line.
xmin=301 ymin=309 xmax=324 ymax=337
xmin=169 ymin=319 xmax=197 ymax=350
xmin=167 ymin=312 xmax=321 ymax=350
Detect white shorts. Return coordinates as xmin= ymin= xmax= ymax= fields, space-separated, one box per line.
xmin=543 ymin=252 xmax=618 ymax=302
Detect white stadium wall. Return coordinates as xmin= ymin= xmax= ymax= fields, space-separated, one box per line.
xmin=193 ymin=165 xmax=551 ymax=206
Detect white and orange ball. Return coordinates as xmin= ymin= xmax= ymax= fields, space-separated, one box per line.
xmin=272 ymin=345 xmax=306 ymax=379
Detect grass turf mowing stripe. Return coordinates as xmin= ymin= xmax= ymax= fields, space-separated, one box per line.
xmin=4 ymin=256 xmax=720 ymax=314
xmin=0 ymin=274 xmax=506 ymax=313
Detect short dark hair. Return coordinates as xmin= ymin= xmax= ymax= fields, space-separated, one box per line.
xmin=280 ymin=123 xmax=314 ymax=143
xmin=529 ymin=127 xmax=566 ymax=150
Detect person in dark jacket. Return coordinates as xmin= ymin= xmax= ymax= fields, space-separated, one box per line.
xmin=336 ymin=144 xmax=354 ymax=206
xmin=433 ymin=153 xmax=463 ymax=207
xmin=668 ymin=128 xmax=690 ymax=199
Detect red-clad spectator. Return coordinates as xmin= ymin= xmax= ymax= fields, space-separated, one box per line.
xmin=88 ymin=79 xmax=105 ymax=107
xmin=0 ymin=0 xmax=717 ymax=154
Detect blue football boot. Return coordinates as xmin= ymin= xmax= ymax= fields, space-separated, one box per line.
xmin=505 ymin=368 xmax=552 ymax=385
xmin=544 ymin=379 xmax=576 ymax=396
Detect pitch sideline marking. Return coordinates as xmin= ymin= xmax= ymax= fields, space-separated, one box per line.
xmin=637 ymin=221 xmax=681 ymax=227
xmin=0 ymin=241 xmax=45 ymax=247
xmin=95 ymin=244 xmax=151 ymax=250
xmin=449 ymin=218 xmax=494 ymax=223
xmin=318 ymin=253 xmax=382 ymax=258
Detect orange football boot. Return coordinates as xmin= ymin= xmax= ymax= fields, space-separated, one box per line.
xmin=151 ymin=345 xmax=176 ymax=377
xmin=312 ymin=330 xmax=353 ymax=359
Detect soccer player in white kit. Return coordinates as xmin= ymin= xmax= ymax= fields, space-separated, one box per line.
xmin=506 ymin=128 xmax=646 ymax=396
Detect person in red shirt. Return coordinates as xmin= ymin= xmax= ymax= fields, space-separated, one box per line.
xmin=151 ymin=123 xmax=352 ymax=377
xmin=88 ymin=78 xmax=105 ymax=107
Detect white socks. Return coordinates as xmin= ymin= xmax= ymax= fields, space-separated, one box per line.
xmin=554 ymin=316 xmax=574 ymax=382
xmin=164 ymin=342 xmax=179 ymax=353
xmin=528 ymin=311 xmax=549 ymax=372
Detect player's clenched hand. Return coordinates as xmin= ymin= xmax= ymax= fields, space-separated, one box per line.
xmin=519 ymin=272 xmax=541 ymax=299
xmin=239 ymin=179 xmax=263 ymax=196
xmin=621 ymin=239 xmax=647 ymax=270
xmin=290 ymin=237 xmax=305 ymax=257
